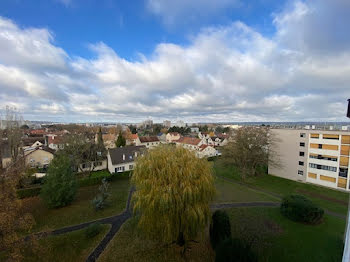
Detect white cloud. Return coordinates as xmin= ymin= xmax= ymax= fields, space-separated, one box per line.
xmin=1 ymin=0 xmax=350 ymax=123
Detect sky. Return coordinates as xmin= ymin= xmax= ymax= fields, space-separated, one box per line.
xmin=0 ymin=0 xmax=350 ymax=123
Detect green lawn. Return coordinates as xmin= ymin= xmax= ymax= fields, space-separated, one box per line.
xmin=214 ymin=162 xmax=349 ymax=215
xmin=23 ymin=225 xmax=110 ymax=262
xmin=22 ymin=177 xmax=130 ymax=232
xmin=214 ymin=176 xmax=278 ymax=203
xmin=226 ymin=207 xmax=345 ymax=262
xmin=98 ymin=217 xmax=214 ymax=262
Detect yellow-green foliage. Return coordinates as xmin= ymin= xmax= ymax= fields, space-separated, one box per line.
xmin=131 ymin=145 xmax=215 ymax=246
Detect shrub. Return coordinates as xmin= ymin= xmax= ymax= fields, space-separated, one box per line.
xmin=210 ymin=210 xmax=231 ymax=249
xmin=215 ymin=238 xmax=257 ymax=262
xmin=280 ymin=194 xmax=324 ymax=224
xmin=85 ymin=223 xmax=102 ymax=238
xmin=92 ymin=178 xmax=110 ymax=210
xmin=17 ymin=187 xmax=41 ymax=199
xmin=40 ymin=155 xmax=78 ymax=208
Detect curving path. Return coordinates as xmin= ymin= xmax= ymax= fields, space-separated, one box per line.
xmin=30 ymin=176 xmax=346 ymax=262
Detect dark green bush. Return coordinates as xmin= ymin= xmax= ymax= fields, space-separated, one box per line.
xmin=210 ymin=210 xmax=231 ymax=249
xmin=85 ymin=223 xmax=102 ymax=238
xmin=17 ymin=187 xmax=41 ymax=199
xmin=215 ymin=238 xmax=258 ymax=262
xmin=40 ymin=155 xmax=78 ymax=208
xmin=280 ymin=194 xmax=324 ymax=224
xmin=78 ymin=171 xmax=131 ymax=187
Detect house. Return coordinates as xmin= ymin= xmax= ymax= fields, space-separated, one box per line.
xmin=136 ymin=136 xmax=160 ymax=148
xmin=78 ymin=160 xmax=107 ymax=173
xmin=24 ymin=146 xmax=55 ymax=168
xmin=47 ymin=135 xmax=65 ymax=151
xmin=126 ymin=133 xmax=139 ymax=145
xmin=107 ymin=146 xmax=145 ymax=173
xmin=198 ymin=144 xmax=219 ymax=158
xmin=166 ymin=132 xmax=181 ymax=143
xmin=211 ymin=134 xmax=229 ymax=146
xmin=175 ymin=137 xmax=203 ymax=151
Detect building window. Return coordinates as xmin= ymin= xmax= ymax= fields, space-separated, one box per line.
xmin=299 ymin=152 xmax=305 ymax=157
xmin=115 ymin=166 xmax=125 ymax=173
xmin=299 ymin=161 xmax=304 ymax=166
xmin=300 ymin=133 xmax=306 ymax=138
xmin=129 ymin=165 xmax=133 ymax=170
xmin=309 ymin=154 xmax=337 ymax=162
xmin=300 ymin=142 xmax=305 ymax=147
xmin=298 ymin=170 xmax=304 ymax=176
xmin=318 ymin=144 xmax=322 ymax=149
xmin=339 ymin=168 xmax=348 ymax=178
xmin=309 ymin=163 xmax=337 ymax=172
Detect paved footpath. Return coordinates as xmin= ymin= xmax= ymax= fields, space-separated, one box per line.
xmin=30 ymin=176 xmax=346 ymax=262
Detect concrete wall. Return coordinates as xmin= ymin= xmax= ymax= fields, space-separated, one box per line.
xmin=269 ymin=129 xmax=308 ymax=182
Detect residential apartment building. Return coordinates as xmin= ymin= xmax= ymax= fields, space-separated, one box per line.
xmin=269 ymin=129 xmax=350 ymax=192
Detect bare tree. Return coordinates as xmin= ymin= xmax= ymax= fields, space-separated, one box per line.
xmin=5 ymin=106 xmax=23 ymax=161
xmin=221 ymin=126 xmax=280 ymax=180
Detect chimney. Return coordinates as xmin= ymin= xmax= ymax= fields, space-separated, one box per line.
xmin=123 ymin=154 xmax=125 ymax=160
xmin=347 ymin=99 xmax=350 ymax=118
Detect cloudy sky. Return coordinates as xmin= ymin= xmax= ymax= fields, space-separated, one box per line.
xmin=0 ymin=0 xmax=350 ymax=123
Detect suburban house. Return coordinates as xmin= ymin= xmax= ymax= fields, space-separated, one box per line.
xmin=166 ymin=132 xmax=181 ymax=143
xmin=175 ymin=137 xmax=203 ymax=151
xmin=107 ymin=146 xmax=145 ymax=173
xmin=211 ymin=135 xmax=229 ymax=146
xmin=175 ymin=137 xmax=219 ymax=158
xmin=126 ymin=133 xmax=139 ymax=145
xmin=24 ymin=146 xmax=55 ymax=168
xmin=46 ymin=134 xmax=65 ymax=151
xmin=136 ymin=136 xmax=160 ymax=148
xmin=78 ymin=160 xmax=107 ymax=173
xmin=198 ymin=144 xmax=219 ymax=158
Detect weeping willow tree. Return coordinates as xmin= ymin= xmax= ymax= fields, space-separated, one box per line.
xmin=131 ymin=145 xmax=215 ymax=252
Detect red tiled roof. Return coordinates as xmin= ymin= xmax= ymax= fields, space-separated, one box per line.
xmin=30 ymin=129 xmax=46 ymax=135
xmin=129 ymin=134 xmax=138 ymax=140
xmin=48 ymin=136 xmax=64 ymax=145
xmin=139 ymin=136 xmax=159 ymax=143
xmin=176 ymin=137 xmax=201 ymax=146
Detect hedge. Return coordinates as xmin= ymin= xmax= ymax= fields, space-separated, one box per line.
xmin=17 ymin=187 xmax=41 ymax=199
xmin=280 ymin=194 xmax=324 ymax=224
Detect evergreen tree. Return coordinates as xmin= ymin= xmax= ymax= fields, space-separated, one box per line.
xmin=115 ymin=131 xmax=126 ymax=147
xmin=40 ymin=155 xmax=78 ymax=208
xmin=97 ymin=127 xmax=104 ymax=148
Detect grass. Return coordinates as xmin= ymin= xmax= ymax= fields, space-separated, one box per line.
xmin=23 ymin=224 xmax=110 ymax=262
xmin=214 ymin=176 xmax=278 ymax=203
xmin=226 ymin=207 xmax=345 ymax=262
xmin=214 ymin=162 xmax=349 ymax=215
xmin=98 ymin=217 xmax=214 ymax=262
xmin=22 ymin=176 xmax=130 ymax=232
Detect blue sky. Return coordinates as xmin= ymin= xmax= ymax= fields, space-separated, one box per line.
xmin=0 ymin=0 xmax=284 ymax=59
xmin=0 ymin=0 xmax=350 ymax=123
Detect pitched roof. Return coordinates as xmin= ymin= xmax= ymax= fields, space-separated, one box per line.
xmin=176 ymin=137 xmax=201 ymax=146
xmin=139 ymin=136 xmax=159 ymax=143
xmin=108 ymin=146 xmax=145 ymax=165
xmin=25 ymin=146 xmax=55 ymax=156
xmin=48 ymin=135 xmax=64 ymax=145
xmin=128 ymin=134 xmax=138 ymax=140
xmin=22 ymin=137 xmax=45 ymax=146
